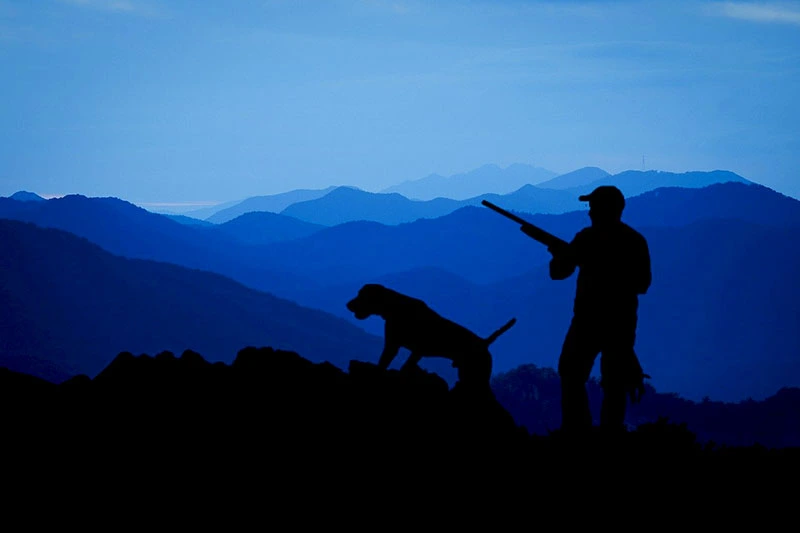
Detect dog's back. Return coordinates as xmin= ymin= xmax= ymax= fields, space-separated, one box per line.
xmin=378 ymin=285 xmax=512 ymax=353
xmin=347 ymin=283 xmax=514 ymax=389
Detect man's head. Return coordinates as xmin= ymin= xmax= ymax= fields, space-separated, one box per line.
xmin=579 ymin=185 xmax=625 ymax=225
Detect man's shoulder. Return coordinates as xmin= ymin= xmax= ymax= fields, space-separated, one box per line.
xmin=573 ymin=223 xmax=647 ymax=245
xmin=620 ymin=222 xmax=647 ymax=241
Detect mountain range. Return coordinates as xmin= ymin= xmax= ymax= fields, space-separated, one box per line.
xmin=380 ymin=163 xmax=557 ymax=200
xmin=187 ymin=169 xmax=753 ymax=227
xmin=0 ymin=194 xmax=316 ymax=297
xmin=565 ymin=169 xmax=750 ymax=198
xmin=205 ymin=186 xmax=338 ymax=224
xmin=271 ymin=182 xmax=800 ymax=401
xmin=0 ymin=171 xmax=796 ymax=402
xmin=535 ymin=166 xmax=610 ymax=189
xmin=0 ymin=218 xmax=383 ymax=380
xmin=281 ymin=187 xmax=465 ymax=226
xmin=166 ymin=166 xmax=751 ymax=227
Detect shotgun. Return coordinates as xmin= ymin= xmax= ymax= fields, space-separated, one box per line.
xmin=481 ymin=200 xmax=569 ymax=250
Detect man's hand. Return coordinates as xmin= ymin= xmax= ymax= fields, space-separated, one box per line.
xmin=546 ymin=240 xmax=570 ymax=257
xmin=621 ymin=351 xmax=649 ymax=404
xmin=548 ymin=241 xmax=576 ymax=280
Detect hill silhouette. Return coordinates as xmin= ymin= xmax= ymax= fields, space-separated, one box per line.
xmin=2 ymin=346 xmax=798 ymax=498
xmin=492 ymin=364 xmax=800 ymax=448
xmin=624 ymin=181 xmax=800 ymax=228
xmin=0 ymin=219 xmax=382 ymax=381
xmin=281 ymin=186 xmax=463 ymax=225
xmin=206 ymin=186 xmax=338 ymax=223
xmin=212 ymin=210 xmax=326 ymax=246
xmin=8 ymin=191 xmax=45 ymax=202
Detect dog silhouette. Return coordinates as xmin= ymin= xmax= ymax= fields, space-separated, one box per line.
xmin=347 ymin=284 xmax=516 ymax=389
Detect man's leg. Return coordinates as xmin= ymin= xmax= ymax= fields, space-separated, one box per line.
xmin=558 ymin=318 xmax=598 ymax=433
xmin=599 ymin=321 xmax=640 ymax=433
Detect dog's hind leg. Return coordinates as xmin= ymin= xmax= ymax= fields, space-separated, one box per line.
xmin=401 ymin=351 xmax=423 ymax=371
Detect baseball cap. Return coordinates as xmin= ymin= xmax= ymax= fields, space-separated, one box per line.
xmin=578 ymin=185 xmax=625 ymax=210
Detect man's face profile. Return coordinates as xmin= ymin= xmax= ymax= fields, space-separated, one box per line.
xmin=588 ymin=202 xmax=621 ymax=226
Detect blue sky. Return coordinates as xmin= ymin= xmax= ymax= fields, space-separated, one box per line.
xmin=2 ymin=0 xmax=799 ymax=207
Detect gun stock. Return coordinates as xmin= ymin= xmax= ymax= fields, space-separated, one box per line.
xmin=481 ymin=200 xmax=568 ymax=250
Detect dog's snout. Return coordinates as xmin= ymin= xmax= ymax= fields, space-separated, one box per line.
xmin=347 ymin=292 xmax=372 ymax=320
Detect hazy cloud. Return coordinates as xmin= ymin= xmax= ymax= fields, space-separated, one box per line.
xmin=706 ymin=1 xmax=800 ymax=25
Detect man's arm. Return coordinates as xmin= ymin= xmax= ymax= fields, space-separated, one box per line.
xmin=549 ymin=236 xmax=578 ymax=280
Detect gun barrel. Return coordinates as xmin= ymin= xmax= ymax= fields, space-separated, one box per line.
xmin=481 ymin=199 xmax=567 ymax=249
xmin=481 ymin=200 xmax=528 ymax=225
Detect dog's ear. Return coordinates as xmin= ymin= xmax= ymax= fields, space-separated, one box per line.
xmin=356 ymin=284 xmax=388 ymax=314
xmin=361 ymin=284 xmax=385 ymax=297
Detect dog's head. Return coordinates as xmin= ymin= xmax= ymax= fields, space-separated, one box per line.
xmin=346 ymin=283 xmax=388 ymax=320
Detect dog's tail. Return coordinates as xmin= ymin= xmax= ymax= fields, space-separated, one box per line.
xmin=485 ymin=318 xmax=516 ymax=345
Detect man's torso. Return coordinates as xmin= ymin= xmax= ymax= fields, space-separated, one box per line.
xmin=571 ymin=223 xmax=647 ymax=318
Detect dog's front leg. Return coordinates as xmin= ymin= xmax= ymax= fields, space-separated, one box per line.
xmin=377 ymin=343 xmax=400 ymax=370
xmin=377 ymin=322 xmax=402 ymax=370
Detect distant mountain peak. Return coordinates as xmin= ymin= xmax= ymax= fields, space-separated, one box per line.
xmin=562 ymin=169 xmax=752 ymax=199
xmin=381 ymin=163 xmax=557 ymax=201
xmin=206 ymin=186 xmax=343 ymax=224
xmin=536 ymin=167 xmax=611 ymax=190
xmin=9 ymin=191 xmax=45 ymax=202
xmin=55 ymin=193 xmax=149 ymax=213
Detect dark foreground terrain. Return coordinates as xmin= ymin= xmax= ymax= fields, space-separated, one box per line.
xmin=2 ymin=347 xmax=798 ymax=516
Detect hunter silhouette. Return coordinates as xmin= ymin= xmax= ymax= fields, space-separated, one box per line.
xmin=547 ymin=185 xmax=651 ymax=433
